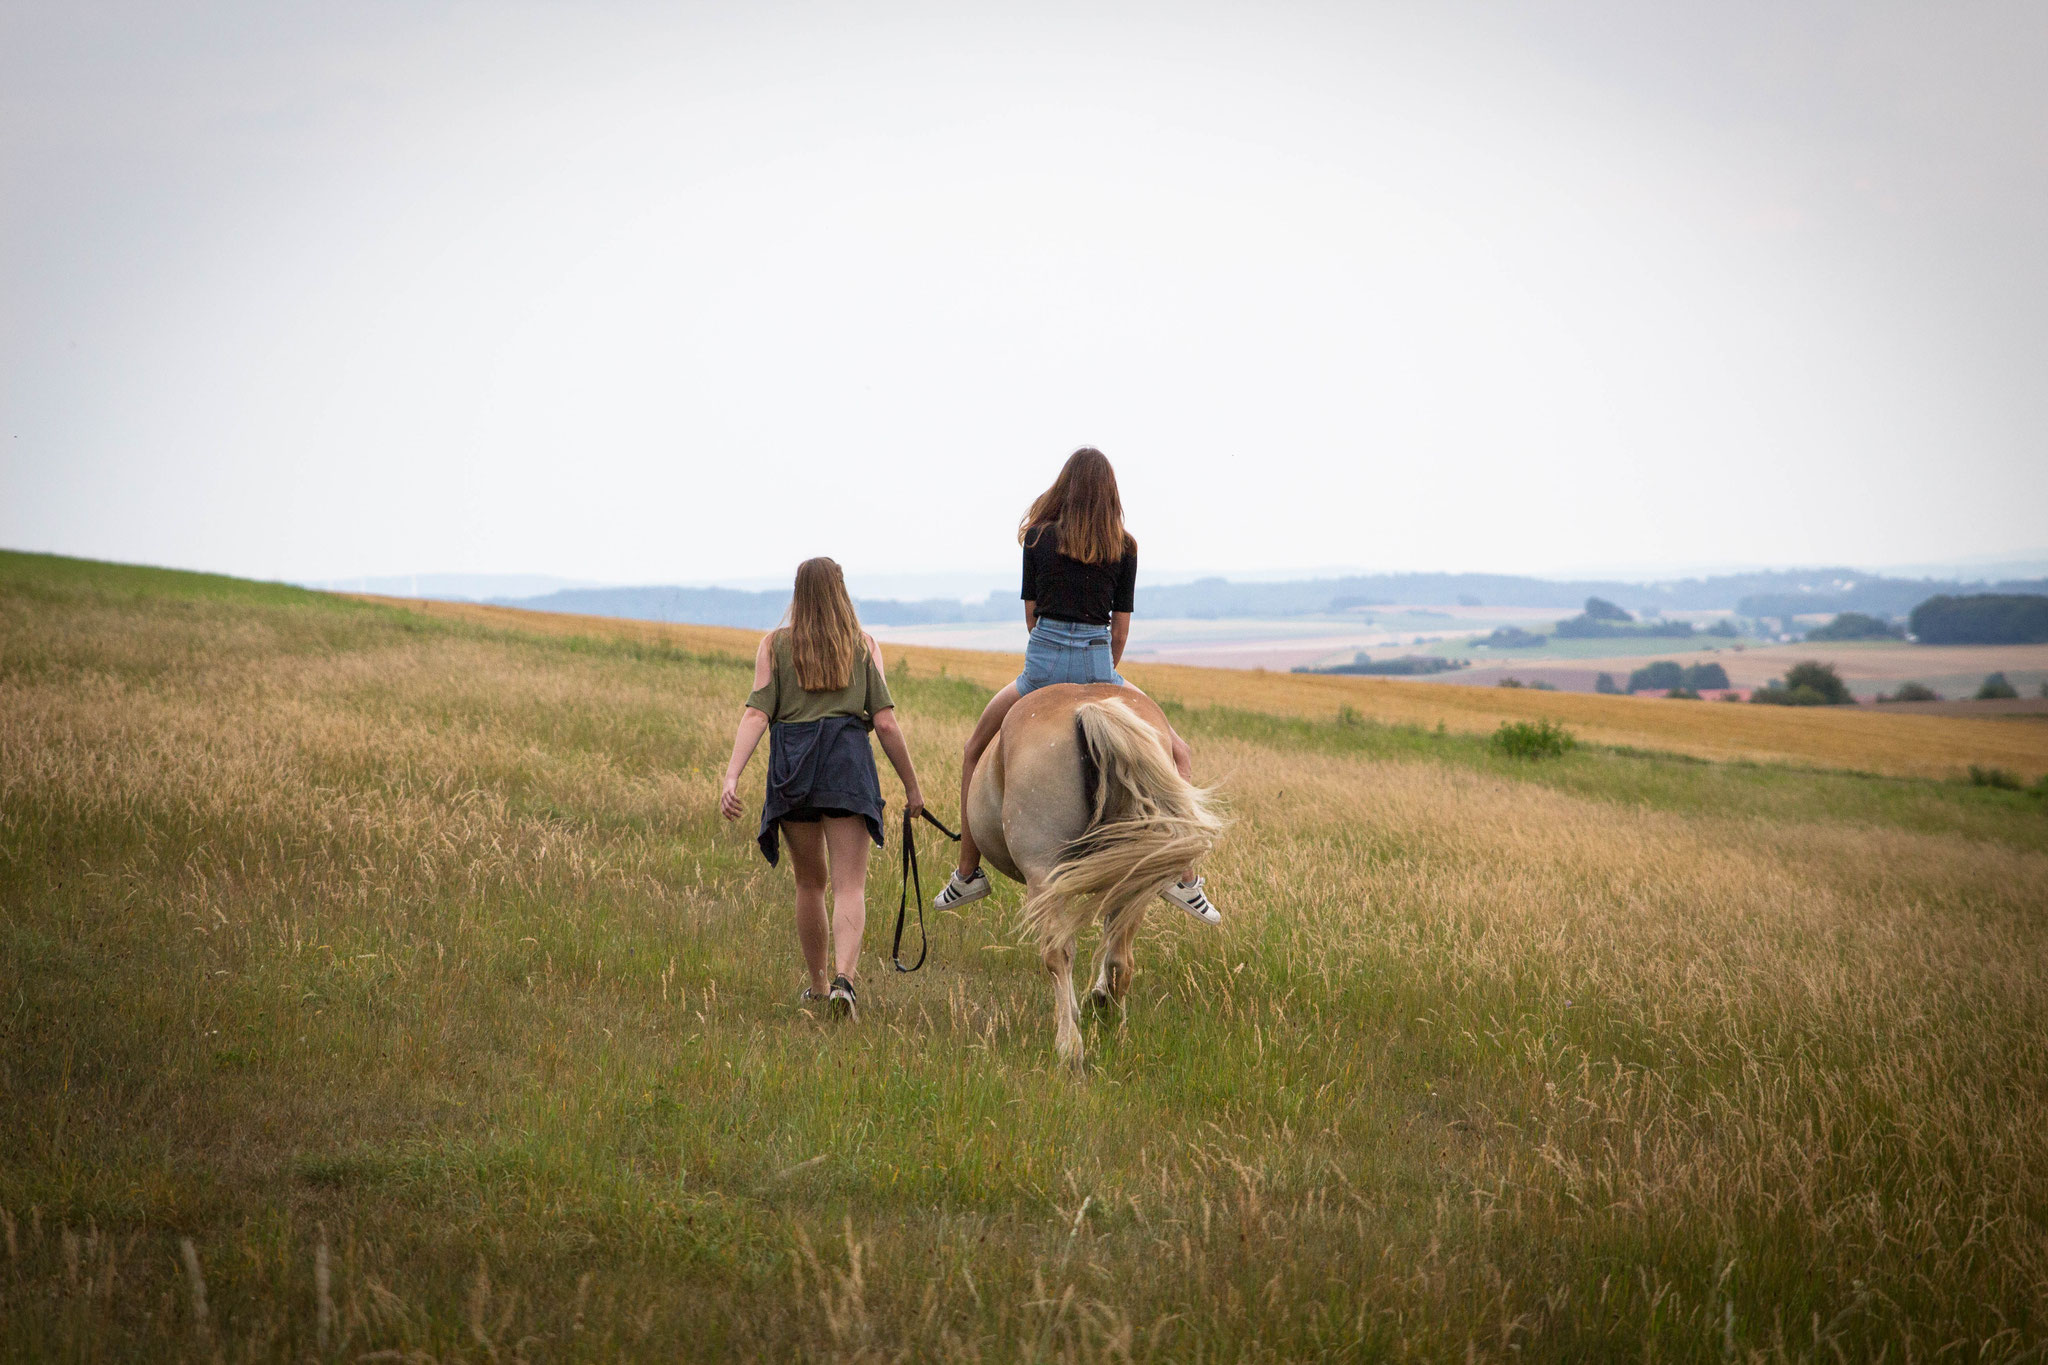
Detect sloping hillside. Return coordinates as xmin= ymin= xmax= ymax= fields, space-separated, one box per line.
xmin=5 ymin=550 xmax=2047 ymax=1361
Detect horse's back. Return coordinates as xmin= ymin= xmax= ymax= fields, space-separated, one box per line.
xmin=1009 ymin=683 xmax=1173 ymax=750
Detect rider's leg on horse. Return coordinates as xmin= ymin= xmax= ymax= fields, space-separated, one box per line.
xmin=941 ymin=682 xmax=1020 ymax=902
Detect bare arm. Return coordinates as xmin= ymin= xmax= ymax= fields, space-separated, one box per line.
xmin=719 ymin=634 xmax=776 ymax=821
xmin=866 ymin=635 xmax=924 ymax=816
xmin=871 ymin=710 xmax=923 ymax=818
xmin=1024 ymin=599 xmax=1039 ymax=631
xmin=1110 ymin=611 xmax=1130 ymax=666
xmin=720 ymin=710 xmax=768 ymax=820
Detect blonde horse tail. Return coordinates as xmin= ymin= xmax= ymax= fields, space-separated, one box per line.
xmin=1021 ymin=696 xmax=1227 ymax=955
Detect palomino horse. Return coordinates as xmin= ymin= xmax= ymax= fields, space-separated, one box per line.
xmin=965 ymin=683 xmax=1226 ymax=1069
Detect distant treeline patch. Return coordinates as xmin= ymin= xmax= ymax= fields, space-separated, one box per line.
xmin=1295 ymin=654 xmax=1469 ymax=676
xmin=1627 ymin=661 xmax=1731 ymax=693
xmin=1806 ymin=612 xmax=1906 ymax=641
xmin=1908 ymin=594 xmax=2048 ymax=645
xmin=1553 ymin=597 xmax=1696 ymax=640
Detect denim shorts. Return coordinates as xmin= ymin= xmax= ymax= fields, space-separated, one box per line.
xmin=1016 ymin=618 xmax=1125 ymax=695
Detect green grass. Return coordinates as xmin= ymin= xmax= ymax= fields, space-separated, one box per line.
xmin=1169 ymin=697 xmax=2048 ymax=855
xmin=4 ymin=552 xmax=2048 ymax=1361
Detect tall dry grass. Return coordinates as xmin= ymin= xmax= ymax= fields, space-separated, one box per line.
xmin=4 ymin=553 xmax=2047 ymax=1360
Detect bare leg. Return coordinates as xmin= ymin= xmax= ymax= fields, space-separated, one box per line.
xmin=821 ymin=815 xmax=872 ymax=981
xmin=956 ymin=682 xmax=1023 ymax=878
xmin=781 ymin=822 xmax=832 ymax=997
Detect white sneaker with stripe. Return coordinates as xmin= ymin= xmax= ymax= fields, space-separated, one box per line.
xmin=1161 ymin=877 xmax=1220 ymax=924
xmin=933 ymin=866 xmax=992 ymax=909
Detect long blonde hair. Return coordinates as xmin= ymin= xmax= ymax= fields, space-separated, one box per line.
xmin=1019 ymin=447 xmax=1135 ymax=567
xmin=783 ymin=557 xmax=865 ymax=692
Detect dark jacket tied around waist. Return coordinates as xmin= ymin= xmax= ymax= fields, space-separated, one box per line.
xmin=756 ymin=715 xmax=886 ymax=865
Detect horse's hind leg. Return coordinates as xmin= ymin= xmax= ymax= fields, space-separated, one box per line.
xmin=1089 ymin=905 xmax=1143 ymax=1011
xmin=1044 ymin=936 xmax=1084 ymax=1071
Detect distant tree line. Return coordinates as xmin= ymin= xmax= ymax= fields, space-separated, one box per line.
xmin=1806 ymin=612 xmax=1905 ymax=641
xmin=1554 ymin=597 xmax=1695 ymax=640
xmin=1624 ymin=661 xmax=1731 ymax=693
xmin=1908 ymin=595 xmax=2048 ymax=645
xmin=1295 ymin=654 xmax=1468 ymax=676
xmin=1751 ymin=662 xmax=1854 ymax=706
xmin=1740 ymin=575 xmax=2048 ymax=622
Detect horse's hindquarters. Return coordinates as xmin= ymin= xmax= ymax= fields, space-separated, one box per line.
xmin=979 ymin=682 xmax=1225 ymax=1072
xmin=994 ymin=684 xmax=1140 ymax=884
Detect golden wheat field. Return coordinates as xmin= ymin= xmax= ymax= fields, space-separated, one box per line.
xmin=5 ymin=551 xmax=2048 ymax=1362
xmin=359 ymin=593 xmax=2048 ymax=782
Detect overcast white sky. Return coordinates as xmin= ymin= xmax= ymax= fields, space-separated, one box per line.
xmin=4 ymin=1 xmax=2044 ymax=589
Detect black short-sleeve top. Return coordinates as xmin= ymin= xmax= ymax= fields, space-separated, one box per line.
xmin=745 ymin=630 xmax=894 ymax=727
xmin=1020 ymin=524 xmax=1138 ymax=626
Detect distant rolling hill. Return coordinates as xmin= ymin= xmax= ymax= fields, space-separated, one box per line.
xmin=491 ymin=568 xmax=2048 ymax=631
xmin=489 ymin=584 xmax=1008 ymax=629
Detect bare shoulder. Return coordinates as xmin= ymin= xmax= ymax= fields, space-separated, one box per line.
xmin=865 ymin=632 xmax=886 ymax=668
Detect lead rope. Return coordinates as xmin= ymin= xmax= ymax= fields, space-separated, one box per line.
xmin=892 ymin=807 xmax=961 ymax=973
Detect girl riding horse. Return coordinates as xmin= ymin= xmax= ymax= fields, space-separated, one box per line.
xmin=934 ymin=447 xmax=1220 ymax=924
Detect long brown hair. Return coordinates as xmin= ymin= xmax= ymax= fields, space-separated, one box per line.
xmin=1018 ymin=447 xmax=1135 ymax=566
xmin=783 ymin=557 xmax=865 ymax=692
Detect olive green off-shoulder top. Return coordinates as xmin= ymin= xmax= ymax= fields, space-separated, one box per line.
xmin=745 ymin=630 xmax=893 ymax=727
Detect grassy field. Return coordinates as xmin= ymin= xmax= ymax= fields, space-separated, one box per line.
xmin=5 ymin=549 xmax=2048 ymax=1361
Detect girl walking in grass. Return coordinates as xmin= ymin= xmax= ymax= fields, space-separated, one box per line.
xmin=933 ymin=447 xmax=1220 ymax=924
xmin=720 ymin=557 xmax=925 ymax=1019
